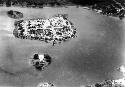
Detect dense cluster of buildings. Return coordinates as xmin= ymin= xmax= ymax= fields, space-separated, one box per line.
xmin=13 ymin=14 xmax=77 ymax=45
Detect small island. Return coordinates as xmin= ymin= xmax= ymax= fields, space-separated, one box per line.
xmin=7 ymin=10 xmax=23 ymax=19
xmin=30 ymin=53 xmax=52 ymax=71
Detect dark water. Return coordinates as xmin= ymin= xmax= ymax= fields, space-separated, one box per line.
xmin=0 ymin=6 xmax=124 ymax=87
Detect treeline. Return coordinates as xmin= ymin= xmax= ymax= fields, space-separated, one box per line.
xmin=0 ymin=0 xmax=125 ymax=7
xmin=0 ymin=0 xmax=71 ymax=7
xmin=0 ymin=0 xmax=113 ymax=7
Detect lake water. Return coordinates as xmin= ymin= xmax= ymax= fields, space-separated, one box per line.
xmin=0 ymin=6 xmax=124 ymax=87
